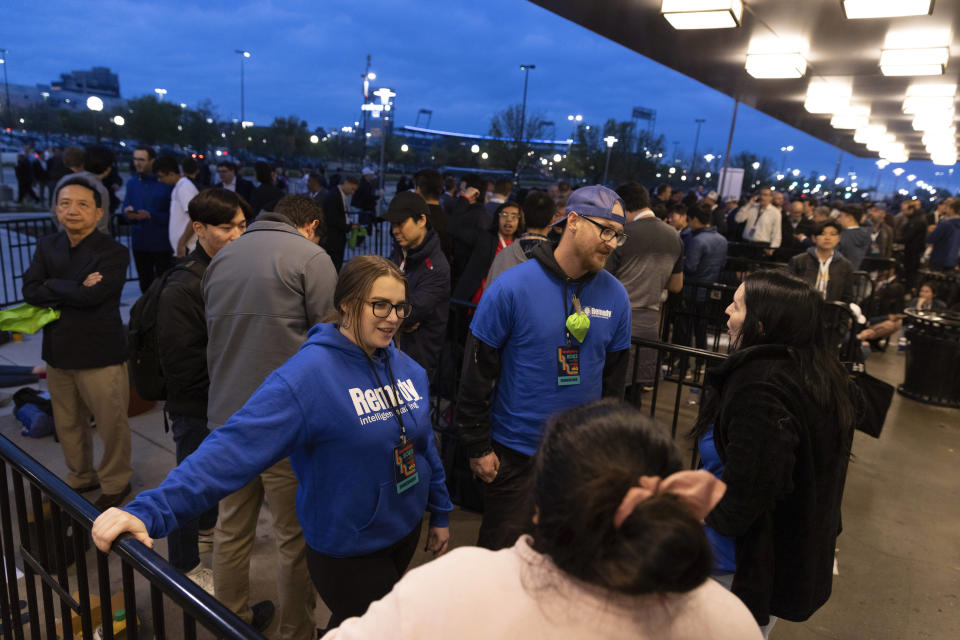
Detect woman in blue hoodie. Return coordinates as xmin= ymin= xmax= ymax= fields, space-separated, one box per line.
xmin=93 ymin=255 xmax=453 ymax=629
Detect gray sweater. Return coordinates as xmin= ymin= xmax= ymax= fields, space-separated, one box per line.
xmin=203 ymin=213 xmax=337 ymax=426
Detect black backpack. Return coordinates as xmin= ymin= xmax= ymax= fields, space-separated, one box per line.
xmin=128 ymin=260 xmax=205 ymax=401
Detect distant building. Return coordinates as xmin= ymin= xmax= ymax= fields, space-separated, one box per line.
xmin=3 ymin=67 xmax=126 ymax=114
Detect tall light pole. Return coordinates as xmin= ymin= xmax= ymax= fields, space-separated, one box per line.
xmin=360 ymin=55 xmax=375 ymax=166
xmin=234 ymin=49 xmax=251 ymax=124
xmin=690 ymin=118 xmax=705 ymax=175
xmin=603 ymin=136 xmax=618 ymax=185
xmin=154 ymin=87 xmax=167 ymax=101
xmin=515 ymin=64 xmax=535 ymax=181
xmin=373 ymin=87 xmax=396 ymax=214
xmin=0 ymin=48 xmax=10 ymax=132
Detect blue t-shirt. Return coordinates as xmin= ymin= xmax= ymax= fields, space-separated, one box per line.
xmin=698 ymin=428 xmax=736 ymax=573
xmin=470 ymin=257 xmax=631 ymax=456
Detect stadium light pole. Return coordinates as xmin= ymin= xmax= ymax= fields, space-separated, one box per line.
xmin=234 ymin=49 xmax=251 ymax=124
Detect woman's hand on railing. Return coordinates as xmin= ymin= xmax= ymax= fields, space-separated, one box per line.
xmin=91 ymin=507 xmax=154 ymax=553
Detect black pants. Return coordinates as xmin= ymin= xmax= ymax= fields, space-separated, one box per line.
xmin=476 ymin=440 xmax=535 ymax=550
xmin=166 ymin=413 xmax=217 ymax=572
xmin=133 ymin=249 xmax=173 ymax=293
xmin=306 ymin=523 xmax=421 ymax=629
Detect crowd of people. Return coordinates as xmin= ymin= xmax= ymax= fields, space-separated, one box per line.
xmin=9 ymin=143 xmax=957 ymax=638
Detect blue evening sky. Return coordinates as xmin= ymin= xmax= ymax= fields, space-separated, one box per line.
xmin=2 ymin=0 xmax=955 ymax=194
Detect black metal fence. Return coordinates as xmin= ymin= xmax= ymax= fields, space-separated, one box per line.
xmin=0 ymin=215 xmax=137 ymax=308
xmin=0 ymin=433 xmax=263 ymax=640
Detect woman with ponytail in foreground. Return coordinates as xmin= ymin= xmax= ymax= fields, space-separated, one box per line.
xmin=324 ymin=400 xmax=761 ymax=639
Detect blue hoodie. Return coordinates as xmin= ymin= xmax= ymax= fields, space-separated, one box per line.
xmin=927 ymin=217 xmax=960 ymax=268
xmin=123 ymin=323 xmax=453 ymax=557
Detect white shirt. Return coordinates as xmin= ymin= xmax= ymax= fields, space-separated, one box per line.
xmin=631 ymin=208 xmax=656 ymax=222
xmin=815 ymin=251 xmax=834 ymax=297
xmin=221 ymin=179 xmax=236 ymax=192
xmin=168 ymin=177 xmax=200 ymax=253
xmin=736 ymin=203 xmax=782 ymax=248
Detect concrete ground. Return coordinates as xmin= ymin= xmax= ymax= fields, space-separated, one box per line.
xmin=1 ymin=288 xmax=958 ymax=638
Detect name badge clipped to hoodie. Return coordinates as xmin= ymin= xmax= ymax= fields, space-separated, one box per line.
xmin=394 ymin=441 xmax=419 ymax=493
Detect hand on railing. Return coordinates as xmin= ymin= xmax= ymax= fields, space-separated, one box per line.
xmin=92 ymin=507 xmax=154 ymax=553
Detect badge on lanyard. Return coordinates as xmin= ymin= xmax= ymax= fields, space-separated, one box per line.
xmin=557 ymin=345 xmax=581 ymax=386
xmin=394 ymin=441 xmax=419 ymax=493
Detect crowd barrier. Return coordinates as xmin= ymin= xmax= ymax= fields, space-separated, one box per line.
xmin=0 ymin=434 xmax=263 ymax=640
xmin=0 ymin=215 xmax=137 ymax=308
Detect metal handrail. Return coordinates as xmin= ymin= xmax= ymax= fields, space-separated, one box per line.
xmin=0 ymin=433 xmax=264 ymax=639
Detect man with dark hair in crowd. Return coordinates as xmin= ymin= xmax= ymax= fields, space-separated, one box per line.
xmin=439 ymin=174 xmax=458 ymax=216
xmin=51 ymin=145 xmax=113 ymax=235
xmin=866 ymin=203 xmax=894 ymax=258
xmin=789 ymin=220 xmax=854 ymax=303
xmin=458 ymin=185 xmax=632 ymax=550
xmin=156 ymin=188 xmax=247 ymax=595
xmin=353 ymin=168 xmax=379 ymax=230
xmin=414 ymin=168 xmax=452 ymax=260
xmin=607 ymin=182 xmax=682 ymax=391
xmin=667 ymin=202 xmax=690 ymax=244
xmin=382 ymin=192 xmax=450 ymax=385
xmin=837 ymin=205 xmax=871 ymax=270
xmin=249 ymin=161 xmax=285 ymax=219
xmin=216 ymin=160 xmax=254 ymax=202
xmin=181 ymin=156 xmax=201 ymax=186
xmin=306 ymin=173 xmax=326 ymax=205
xmin=322 ymin=175 xmax=359 ymax=271
xmin=450 ymin=174 xmax=490 ymax=287
xmin=926 ymin=199 xmax=960 ymax=270
xmin=485 ymin=178 xmax=514 ymax=219
xmin=897 ymin=201 xmax=928 ymax=289
xmin=156 ymin=156 xmax=200 ymax=258
xmin=44 ymin=146 xmax=69 ymax=204
xmin=485 ymin=189 xmax=554 ymax=286
xmin=122 ymin=146 xmax=173 ymax=292
xmin=203 ymin=193 xmax=335 ymax=637
xmin=23 ymin=177 xmax=132 ymax=510
xmin=652 ymin=183 xmax=672 ymax=207
xmin=736 ymin=187 xmax=782 ymax=252
xmin=15 ymin=151 xmax=40 ymax=203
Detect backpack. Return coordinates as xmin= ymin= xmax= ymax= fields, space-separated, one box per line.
xmin=128 ymin=260 xmax=206 ymax=401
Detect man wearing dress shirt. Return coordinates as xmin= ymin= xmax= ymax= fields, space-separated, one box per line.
xmin=735 ymin=187 xmax=782 ymax=251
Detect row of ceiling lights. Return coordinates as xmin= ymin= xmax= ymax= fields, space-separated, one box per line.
xmin=660 ymin=1 xmax=955 ymax=165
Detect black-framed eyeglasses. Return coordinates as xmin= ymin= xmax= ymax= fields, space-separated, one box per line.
xmin=369 ymin=300 xmax=413 ymax=319
xmin=499 ymin=211 xmax=520 ymax=220
xmin=579 ymin=215 xmax=628 ymax=247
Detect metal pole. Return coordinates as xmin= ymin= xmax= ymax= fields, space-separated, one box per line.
xmin=517 ymin=64 xmax=535 ymax=180
xmin=690 ymin=118 xmax=705 ymax=176
xmin=361 ymin=54 xmax=371 ymax=167
xmin=833 ymin=150 xmax=844 ymax=197
xmin=240 ymin=56 xmax=245 ymax=124
xmin=0 ymin=49 xmax=10 ymax=129
xmin=718 ymin=99 xmax=738 ymax=198
xmin=603 ymin=145 xmax=612 ymax=185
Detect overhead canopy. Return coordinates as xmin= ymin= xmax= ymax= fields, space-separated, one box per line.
xmin=530 ymin=0 xmax=959 ymax=162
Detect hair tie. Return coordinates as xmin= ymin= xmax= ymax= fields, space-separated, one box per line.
xmin=613 ymin=470 xmax=726 ymax=528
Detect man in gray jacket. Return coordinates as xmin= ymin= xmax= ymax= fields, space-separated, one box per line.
xmin=203 ymin=194 xmax=336 ymax=638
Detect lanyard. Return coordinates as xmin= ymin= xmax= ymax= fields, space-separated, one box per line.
xmin=366 ymin=353 xmax=408 ymax=443
xmin=561 ymin=279 xmax=584 ymax=346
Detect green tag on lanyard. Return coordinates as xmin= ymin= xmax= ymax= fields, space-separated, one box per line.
xmin=565 ymin=295 xmax=590 ymax=343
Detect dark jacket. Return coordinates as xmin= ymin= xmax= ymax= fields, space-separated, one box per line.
xmin=248 ymin=183 xmax=285 ymax=220
xmin=838 ymin=226 xmax=871 ymax=270
xmin=353 ymin=177 xmax=378 ymax=212
xmin=789 ymin=249 xmax=854 ymax=303
xmin=427 ymin=203 xmax=453 ymax=261
xmin=452 ymin=231 xmax=501 ymax=301
xmin=234 ymin=176 xmax=254 ymax=203
xmin=897 ymin=214 xmax=928 ymax=258
xmin=449 ymin=197 xmax=488 ymax=286
xmin=322 ymin=187 xmax=349 ymax=270
xmin=927 ymin=217 xmax=960 ymax=268
xmin=393 ymin=230 xmax=450 ymax=384
xmin=702 ymin=344 xmax=853 ymax=625
xmin=22 ymin=231 xmax=129 ymax=369
xmin=157 ymin=245 xmax=213 ymax=418
xmin=866 ymin=221 xmax=893 ymax=258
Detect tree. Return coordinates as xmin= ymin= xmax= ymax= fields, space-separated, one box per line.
xmin=731 ymin=151 xmax=775 ymax=191
xmin=488 ymin=104 xmax=546 ymax=174
xmin=180 ymin=99 xmax=221 ymax=151
xmin=124 ymin=95 xmax=181 ymax=145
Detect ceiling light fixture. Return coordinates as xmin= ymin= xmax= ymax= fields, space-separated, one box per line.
xmin=842 ymin=0 xmax=933 ymax=20
xmin=854 ymin=125 xmax=887 ymax=144
xmin=746 ymin=52 xmax=807 ymax=79
xmin=661 ymin=0 xmax=743 ymax=30
xmin=830 ymin=104 xmax=870 ymax=129
xmin=880 ymin=47 xmax=950 ymax=77
xmin=804 ymin=79 xmax=852 ymax=114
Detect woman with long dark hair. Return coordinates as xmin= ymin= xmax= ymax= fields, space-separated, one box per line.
xmin=452 ymin=201 xmax=524 ymax=303
xmin=322 ymin=400 xmax=761 ymax=639
xmin=692 ymin=269 xmax=855 ymax=636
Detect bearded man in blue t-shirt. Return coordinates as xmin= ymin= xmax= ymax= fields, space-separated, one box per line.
xmin=456 ymin=185 xmax=633 ymax=549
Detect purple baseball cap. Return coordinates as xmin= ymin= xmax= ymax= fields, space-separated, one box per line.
xmin=557 ymin=185 xmax=626 ymax=225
